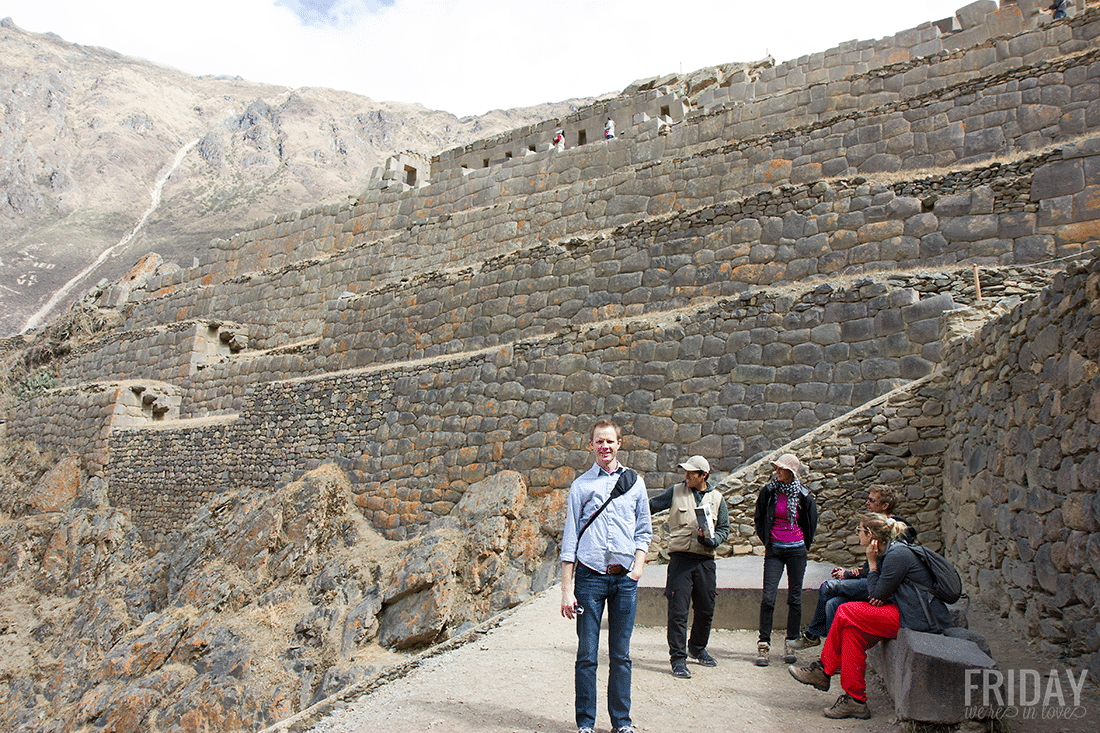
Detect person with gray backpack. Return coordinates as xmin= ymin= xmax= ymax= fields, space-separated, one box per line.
xmin=788 ymin=512 xmax=955 ymax=720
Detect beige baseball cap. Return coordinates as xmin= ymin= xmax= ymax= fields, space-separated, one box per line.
xmin=679 ymin=455 xmax=711 ymax=473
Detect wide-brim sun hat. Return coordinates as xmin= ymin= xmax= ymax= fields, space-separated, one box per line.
xmin=770 ymin=453 xmax=802 ymax=475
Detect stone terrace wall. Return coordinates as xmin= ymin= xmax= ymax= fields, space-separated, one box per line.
xmin=127 ymin=8 xmax=1099 ymax=323
xmin=115 ymin=127 xmax=1093 ymax=361
xmin=434 ymin=89 xmax=690 ymax=173
xmin=115 ymin=145 xmax=1087 ymax=420
xmin=178 ymin=339 xmax=321 ymax=419
xmin=8 ymin=381 xmax=182 ymax=473
xmin=106 ymin=268 xmax=1052 ymax=540
xmin=694 ymin=0 xmax=1066 ymax=114
xmin=433 ymin=1 xmax=1059 ymax=173
xmin=939 ymin=252 xmax=1100 ymax=675
xmin=316 ymin=159 xmax=1072 ymax=369
xmin=55 ymin=321 xmax=246 ymax=388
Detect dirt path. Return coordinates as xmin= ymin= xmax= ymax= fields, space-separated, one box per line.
xmin=273 ymin=584 xmax=1100 ymax=733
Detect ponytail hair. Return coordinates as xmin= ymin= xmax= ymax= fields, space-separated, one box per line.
xmin=857 ymin=512 xmax=909 ymax=545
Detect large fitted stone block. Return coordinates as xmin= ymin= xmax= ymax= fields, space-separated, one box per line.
xmin=868 ymin=628 xmax=997 ymax=723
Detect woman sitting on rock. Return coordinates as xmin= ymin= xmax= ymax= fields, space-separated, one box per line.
xmin=788 ymin=512 xmax=951 ymax=720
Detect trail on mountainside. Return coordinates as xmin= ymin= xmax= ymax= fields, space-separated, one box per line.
xmin=21 ymin=137 xmax=200 ymax=333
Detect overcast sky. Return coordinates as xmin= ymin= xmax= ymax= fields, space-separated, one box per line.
xmin=7 ymin=0 xmax=976 ymax=117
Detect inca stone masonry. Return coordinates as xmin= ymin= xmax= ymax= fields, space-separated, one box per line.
xmin=7 ymin=0 xmax=1100 ymax=676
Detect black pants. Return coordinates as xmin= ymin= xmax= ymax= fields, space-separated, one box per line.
xmin=665 ymin=553 xmax=717 ymax=663
xmin=759 ymin=544 xmax=807 ymax=643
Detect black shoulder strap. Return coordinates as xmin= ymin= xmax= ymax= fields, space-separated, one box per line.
xmin=576 ymin=469 xmax=637 ymax=546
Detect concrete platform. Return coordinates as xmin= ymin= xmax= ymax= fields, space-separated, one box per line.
xmin=637 ymin=555 xmax=835 ymax=630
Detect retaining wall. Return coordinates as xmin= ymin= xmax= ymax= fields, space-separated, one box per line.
xmin=939 ymin=252 xmax=1100 ymax=674
xmin=9 ymin=381 xmax=182 ymax=473
xmin=55 ymin=321 xmax=246 ymax=388
xmin=91 ymin=146 xmax=1093 ymax=421
xmin=104 ymin=267 xmax=1051 ymax=541
xmin=124 ymin=31 xmax=1100 ymax=362
xmin=648 ymin=371 xmax=953 ymax=566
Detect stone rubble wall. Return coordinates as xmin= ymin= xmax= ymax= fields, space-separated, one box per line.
xmin=123 ymin=18 xmax=1100 ymax=363
xmin=939 ymin=253 xmax=1100 ymax=671
xmin=104 ymin=267 xmax=1051 ymax=543
xmin=650 ymin=371 xmax=952 ymax=567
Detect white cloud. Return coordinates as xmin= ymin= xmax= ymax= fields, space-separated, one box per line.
xmin=4 ymin=0 xmax=975 ymax=116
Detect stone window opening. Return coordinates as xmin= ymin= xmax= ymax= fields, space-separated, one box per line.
xmin=505 ymin=151 xmax=513 ymax=160
xmin=483 ymin=158 xmax=490 ymax=168
xmin=528 ymin=145 xmax=536 ymax=153
xmin=577 ymin=129 xmax=587 ymax=146
xmin=660 ymin=105 xmax=670 ymax=118
xmin=404 ymin=165 xmax=417 ymax=186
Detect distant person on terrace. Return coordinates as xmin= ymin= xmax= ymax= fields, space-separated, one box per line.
xmin=554 ymin=128 xmax=566 ymax=151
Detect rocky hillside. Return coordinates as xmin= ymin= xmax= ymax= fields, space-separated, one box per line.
xmin=0 ymin=17 xmax=599 ymax=337
xmin=0 ymin=442 xmax=557 ymax=733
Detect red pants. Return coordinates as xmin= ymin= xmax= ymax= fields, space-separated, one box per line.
xmin=820 ymin=601 xmax=900 ymax=701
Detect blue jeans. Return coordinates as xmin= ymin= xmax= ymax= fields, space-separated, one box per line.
xmin=759 ymin=544 xmax=807 ymax=642
xmin=574 ymin=564 xmax=638 ymax=730
xmin=807 ymin=576 xmax=869 ymax=639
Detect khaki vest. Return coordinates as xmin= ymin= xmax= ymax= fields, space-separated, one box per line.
xmin=668 ymin=483 xmax=723 ymax=556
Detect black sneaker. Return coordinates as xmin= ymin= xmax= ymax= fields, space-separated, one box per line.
xmin=691 ymin=649 xmax=718 ymax=667
xmin=671 ymin=661 xmax=691 ymax=678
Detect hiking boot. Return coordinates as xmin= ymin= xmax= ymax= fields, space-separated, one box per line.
xmin=671 ymin=661 xmax=691 ymax=678
xmin=783 ymin=639 xmax=797 ymax=663
xmin=754 ymin=641 xmax=769 ymax=667
xmin=788 ymin=659 xmax=831 ymax=691
xmin=615 ymin=727 xmax=636 ymax=733
xmin=578 ymin=728 xmax=595 ymax=733
xmin=691 ymin=649 xmax=717 ymax=667
xmin=824 ymin=693 xmax=870 ymax=719
xmin=786 ymin=632 xmax=820 ymax=650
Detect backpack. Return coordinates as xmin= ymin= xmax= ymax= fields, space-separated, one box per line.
xmin=907 ymin=544 xmax=964 ymax=603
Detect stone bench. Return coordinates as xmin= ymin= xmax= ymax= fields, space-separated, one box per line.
xmin=867 ymin=627 xmax=997 ymax=723
xmin=636 ymin=556 xmax=834 ymax=630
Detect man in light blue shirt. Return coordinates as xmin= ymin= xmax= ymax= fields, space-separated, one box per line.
xmin=560 ymin=419 xmax=651 ymax=733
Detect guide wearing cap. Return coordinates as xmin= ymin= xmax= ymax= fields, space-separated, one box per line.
xmin=649 ymin=455 xmax=730 ymax=678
